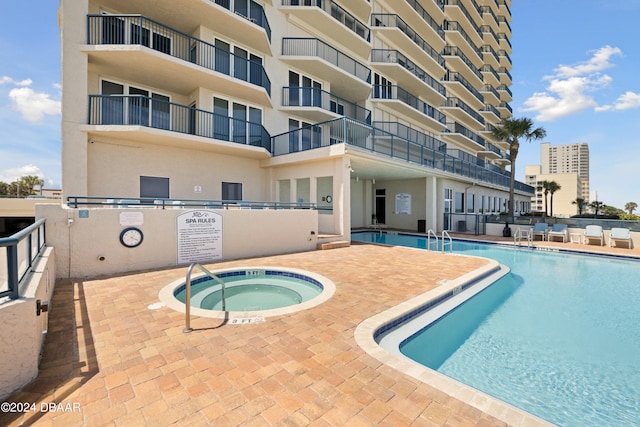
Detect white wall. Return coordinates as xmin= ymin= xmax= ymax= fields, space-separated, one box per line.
xmin=37 ymin=204 xmax=318 ymax=279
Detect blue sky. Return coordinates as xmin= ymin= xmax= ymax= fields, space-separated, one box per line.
xmin=1 ymin=1 xmax=639 ymax=209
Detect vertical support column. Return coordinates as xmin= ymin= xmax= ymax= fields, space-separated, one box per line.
xmin=425 ymin=176 xmax=438 ymax=231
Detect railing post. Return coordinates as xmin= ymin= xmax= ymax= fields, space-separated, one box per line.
xmin=7 ymin=245 xmax=19 ymax=300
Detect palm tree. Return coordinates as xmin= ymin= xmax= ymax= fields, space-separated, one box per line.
xmin=540 ymin=180 xmax=551 ymax=216
xmin=572 ymin=197 xmax=587 ymax=215
xmin=492 ymin=117 xmax=547 ymax=217
xmin=589 ymin=200 xmax=604 ymax=217
xmin=625 ymin=202 xmax=637 ymax=215
xmin=547 ymin=181 xmax=561 ymax=217
xmin=20 ymin=175 xmax=44 ymax=196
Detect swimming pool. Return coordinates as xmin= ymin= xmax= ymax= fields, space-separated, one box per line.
xmin=353 ymin=231 xmax=640 ymax=427
xmin=159 ymin=267 xmax=335 ymax=318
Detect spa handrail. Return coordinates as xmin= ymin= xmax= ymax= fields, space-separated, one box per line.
xmin=426 ymin=229 xmax=438 ymax=251
xmin=442 ymin=230 xmax=452 ymax=253
xmin=183 ymin=263 xmax=226 ymax=333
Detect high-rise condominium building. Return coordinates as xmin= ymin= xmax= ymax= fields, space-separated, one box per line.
xmin=59 ymin=0 xmax=529 ymax=237
xmin=540 ymin=142 xmax=590 ymax=202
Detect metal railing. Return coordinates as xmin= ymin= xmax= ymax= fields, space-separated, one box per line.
xmin=183 ymin=263 xmax=226 ymax=333
xmin=443 ymin=72 xmax=484 ymax=104
xmin=66 ymin=196 xmax=317 ymax=210
xmin=270 ymin=117 xmax=535 ymax=194
xmin=1 ymin=219 xmax=46 ymax=300
xmin=427 ymin=229 xmax=438 ymax=251
xmin=87 ymin=14 xmax=271 ymax=95
xmin=211 ymin=0 xmax=271 ymax=41
xmin=88 ymin=95 xmax=271 ymax=150
xmin=442 ymin=97 xmax=485 ymax=125
xmin=282 ymin=0 xmax=370 ymax=42
xmin=442 ymin=230 xmax=452 ymax=253
xmin=372 ymin=85 xmax=446 ymax=125
xmin=371 ymin=49 xmax=446 ymax=96
xmin=371 ymin=14 xmax=444 ymax=65
xmin=282 ymin=86 xmax=371 ymax=123
xmin=281 ymin=38 xmax=371 ymax=83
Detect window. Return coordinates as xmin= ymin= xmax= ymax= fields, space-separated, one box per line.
xmin=467 ymin=193 xmax=475 ymax=213
xmin=287 ymin=71 xmax=322 ymax=108
xmin=222 ymin=182 xmax=243 ymax=201
xmin=455 ymin=192 xmax=464 ymax=213
xmin=100 ymin=80 xmax=170 ymax=128
xmin=140 ymin=176 xmax=169 ymax=199
xmin=373 ymin=73 xmax=393 ymax=99
xmin=214 ymin=97 xmax=262 ymax=145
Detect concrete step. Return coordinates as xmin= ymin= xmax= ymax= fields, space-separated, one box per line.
xmin=316 ymin=240 xmax=350 ymax=250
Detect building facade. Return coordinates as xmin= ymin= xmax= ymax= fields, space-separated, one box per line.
xmin=540 ymin=142 xmax=590 ymax=202
xmin=525 ymin=166 xmax=582 ymax=217
xmin=59 ymin=0 xmax=531 ymax=238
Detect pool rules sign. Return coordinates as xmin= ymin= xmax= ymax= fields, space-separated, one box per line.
xmin=176 ymin=210 xmax=223 ymax=264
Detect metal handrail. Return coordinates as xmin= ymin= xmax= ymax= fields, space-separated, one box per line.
xmin=183 ymin=263 xmax=226 ymax=333
xmin=514 ymin=227 xmax=531 ymax=247
xmin=442 ymin=230 xmax=452 ymax=253
xmin=427 ymin=229 xmax=438 ymax=251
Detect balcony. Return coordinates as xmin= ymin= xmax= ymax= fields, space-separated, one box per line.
xmin=481 ymin=44 xmax=500 ymax=69
xmin=480 ymin=64 xmax=500 ymax=86
xmin=371 ymin=85 xmax=447 ymax=130
xmin=86 ymin=15 xmax=271 ymax=105
xmin=499 ymin=49 xmax=512 ymax=68
xmin=441 ymin=72 xmax=484 ymax=109
xmin=281 ymin=38 xmax=371 ymax=99
xmin=498 ymin=66 xmax=512 ymax=85
xmin=442 ymin=46 xmax=483 ymax=87
xmin=444 ymin=0 xmax=483 ymax=48
xmin=497 ymin=101 xmax=512 ymax=117
xmin=443 ymin=21 xmax=482 ymax=67
xmin=87 ymin=94 xmax=271 ymax=154
xmin=497 ymin=84 xmax=513 ymax=102
xmin=371 ymin=49 xmax=446 ymax=104
xmin=97 ymin=0 xmax=272 ymax=54
xmin=372 ymin=121 xmax=447 ymax=152
xmin=480 ymin=6 xmax=499 ymax=32
xmin=280 ymin=0 xmax=371 ymax=60
xmin=270 ymin=117 xmax=524 ymax=192
xmin=479 ymin=103 xmax=501 ymax=123
xmin=389 ymin=0 xmax=445 ymax=49
xmin=479 ymin=84 xmax=500 ymax=105
xmin=477 ymin=141 xmax=502 ymax=160
xmin=440 ymin=97 xmax=485 ymax=130
xmin=281 ymin=86 xmax=371 ymax=124
xmin=441 ymin=121 xmax=485 ymax=152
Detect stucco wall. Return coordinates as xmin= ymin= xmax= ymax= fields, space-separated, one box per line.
xmin=37 ymin=204 xmax=318 ymax=279
xmin=0 ymin=247 xmax=55 ymax=401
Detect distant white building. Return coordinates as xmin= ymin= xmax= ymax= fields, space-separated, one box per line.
xmin=540 ymin=142 xmax=590 ymax=202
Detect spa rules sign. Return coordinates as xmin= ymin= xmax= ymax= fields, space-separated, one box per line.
xmin=176 ymin=210 xmax=223 ymax=264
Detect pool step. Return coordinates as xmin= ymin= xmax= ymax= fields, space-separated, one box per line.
xmin=317 ymin=240 xmax=350 ymax=250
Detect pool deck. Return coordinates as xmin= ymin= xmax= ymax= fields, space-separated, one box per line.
xmin=2 ymin=235 xmax=638 ymax=426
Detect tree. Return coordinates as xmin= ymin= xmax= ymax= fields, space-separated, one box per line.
xmin=589 ymin=200 xmax=604 ymax=216
xmin=492 ymin=117 xmax=546 ymax=217
xmin=572 ymin=197 xmax=587 ymax=215
xmin=547 ymin=181 xmax=561 ymax=217
xmin=625 ymin=202 xmax=637 ymax=215
xmin=540 ymin=180 xmax=551 ymax=216
xmin=19 ymin=175 xmax=44 ymax=196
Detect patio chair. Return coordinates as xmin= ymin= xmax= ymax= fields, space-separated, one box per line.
xmin=583 ymin=225 xmax=604 ymax=246
xmin=547 ymin=223 xmax=568 ymax=243
xmin=609 ymin=227 xmax=633 ymax=248
xmin=531 ymin=222 xmax=548 ymax=241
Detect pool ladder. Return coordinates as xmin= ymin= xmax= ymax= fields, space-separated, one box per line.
xmin=183 ymin=263 xmax=226 ymax=333
xmin=427 ymin=229 xmax=453 ymax=253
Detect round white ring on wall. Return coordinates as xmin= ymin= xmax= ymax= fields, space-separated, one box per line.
xmin=119 ymin=227 xmax=144 ymax=248
xmin=326 ymin=195 xmax=332 ymax=203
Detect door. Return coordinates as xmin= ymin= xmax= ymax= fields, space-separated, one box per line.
xmin=375 ymin=189 xmax=386 ymax=224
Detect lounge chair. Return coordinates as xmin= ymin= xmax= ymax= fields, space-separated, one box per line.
xmin=547 ymin=223 xmax=568 ymax=242
xmin=609 ymin=227 xmax=633 ymax=248
xmin=531 ymin=222 xmax=548 ymax=241
xmin=583 ymin=225 xmax=604 ymax=246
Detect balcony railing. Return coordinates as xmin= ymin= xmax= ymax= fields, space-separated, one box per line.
xmin=371 ymin=49 xmax=446 ymax=97
xmin=442 ymin=97 xmax=485 ymax=125
xmin=210 ymin=0 xmax=271 ymax=41
xmin=282 ymin=0 xmax=370 ymax=42
xmin=442 ymin=72 xmax=484 ymax=104
xmin=88 ymin=95 xmax=271 ymax=150
xmin=444 ymin=121 xmax=485 ymax=147
xmin=442 ymin=46 xmax=483 ymax=82
xmin=372 ymin=85 xmax=446 ymax=125
xmin=0 ymin=219 xmax=46 ymax=300
xmin=282 ymin=38 xmax=371 ymax=83
xmin=66 ymin=196 xmax=316 ymax=210
xmin=87 ymin=14 xmax=271 ymax=95
xmin=404 ymin=0 xmax=445 ymax=29
xmin=282 ymin=86 xmax=371 ymax=123
xmin=372 ymin=121 xmax=447 ymax=152
xmin=371 ymin=14 xmax=445 ymax=67
xmin=271 ymin=117 xmax=532 ymax=193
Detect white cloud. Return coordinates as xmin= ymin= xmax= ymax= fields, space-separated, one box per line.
xmin=521 ymin=46 xmax=623 ymax=121
xmin=0 ymin=164 xmax=45 ymax=184
xmin=2 ymin=76 xmax=61 ymax=123
xmin=596 ymin=91 xmax=640 ymax=111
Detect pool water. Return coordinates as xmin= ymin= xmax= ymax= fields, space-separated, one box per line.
xmin=353 ymin=232 xmax=640 ymax=427
xmin=174 ymin=273 xmax=322 ymax=311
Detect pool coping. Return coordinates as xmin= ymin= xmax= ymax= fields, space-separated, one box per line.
xmin=158 ymin=266 xmax=336 ymax=320
xmin=354 ymin=257 xmax=554 ymax=427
